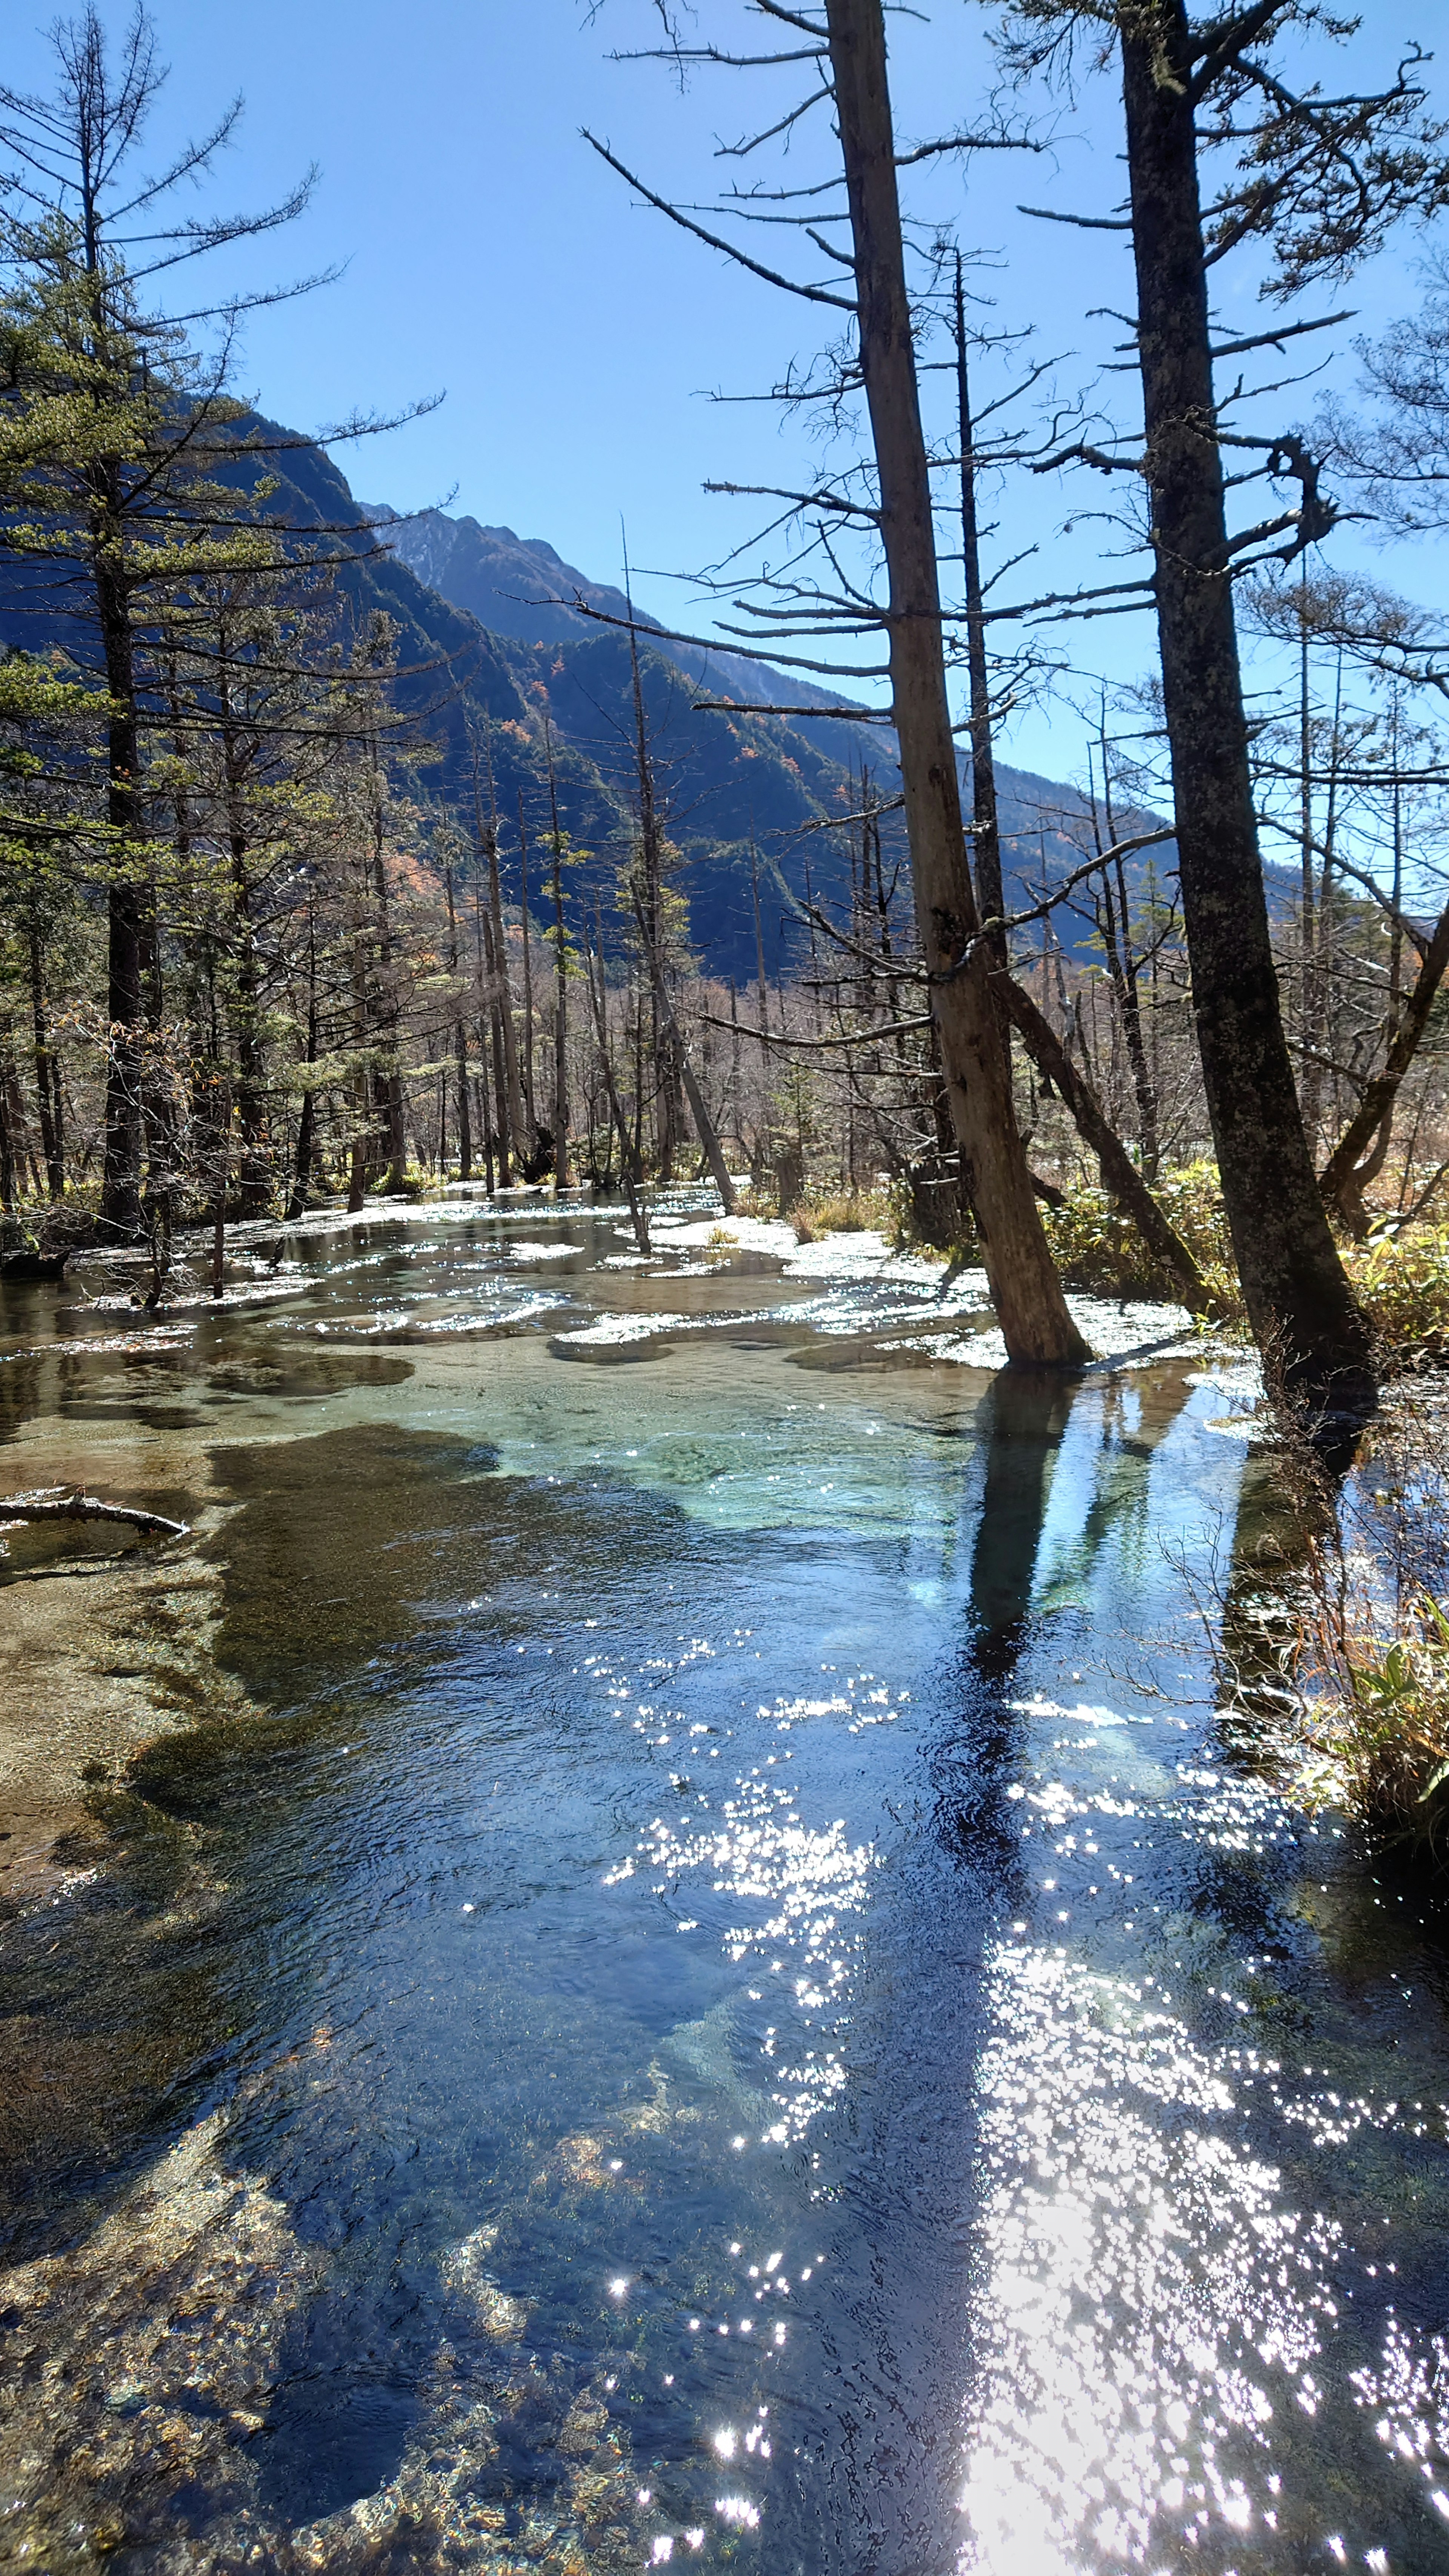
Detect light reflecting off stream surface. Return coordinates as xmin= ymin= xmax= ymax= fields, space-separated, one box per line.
xmin=0 ymin=1203 xmax=1447 ymax=2574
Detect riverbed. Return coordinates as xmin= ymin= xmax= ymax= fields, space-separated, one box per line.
xmin=2 ymin=1196 xmax=1448 ymax=2575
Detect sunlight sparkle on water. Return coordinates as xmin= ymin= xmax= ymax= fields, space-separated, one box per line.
xmin=959 ymin=1936 xmax=1341 ymax=2572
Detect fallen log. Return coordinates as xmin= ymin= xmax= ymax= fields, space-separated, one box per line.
xmin=0 ymin=1487 xmax=189 ymax=1539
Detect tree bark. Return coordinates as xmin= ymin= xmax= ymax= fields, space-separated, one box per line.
xmin=1120 ymin=4 xmax=1372 ymax=1408
xmin=825 ymin=0 xmax=1088 ymax=1363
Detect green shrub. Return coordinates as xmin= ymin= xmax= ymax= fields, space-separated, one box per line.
xmin=1041 ymin=1160 xmax=1242 ymax=1315
xmin=1263 ymin=1388 xmax=1449 ymax=1879
xmin=1314 ymin=1595 xmax=1449 ymax=1864
xmin=1343 ymin=1223 xmax=1449 ymax=1359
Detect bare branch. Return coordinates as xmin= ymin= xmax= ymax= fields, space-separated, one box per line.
xmin=0 ymin=1488 xmax=188 ymax=1539
xmin=1019 ymin=201 xmax=1131 ymax=231
xmin=1209 ymin=308 xmax=1352 ymax=361
xmin=581 ymin=131 xmax=855 ymax=309
xmin=895 ymin=130 xmax=1048 ymax=168
xmin=698 ymin=1010 xmax=931 ymax=1049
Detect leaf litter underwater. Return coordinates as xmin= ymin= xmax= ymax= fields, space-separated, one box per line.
xmin=2 ymin=1201 xmax=1449 ymax=2572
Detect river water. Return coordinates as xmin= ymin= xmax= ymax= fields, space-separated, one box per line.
xmin=2 ymin=1200 xmax=1449 ymax=2575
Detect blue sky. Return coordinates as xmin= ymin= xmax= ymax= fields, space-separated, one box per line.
xmin=6 ymin=0 xmax=1446 ymax=786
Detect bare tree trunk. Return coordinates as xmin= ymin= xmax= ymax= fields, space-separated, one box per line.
xmin=28 ymin=925 xmax=64 ymax=1200
xmin=1000 ymin=973 xmax=1212 ymax=1312
xmin=1095 ymin=849 xmax=1162 ymax=1182
xmin=348 ymin=915 xmax=369 ymax=1215
xmin=954 ymin=267 xmax=1006 ymax=959
xmin=479 ymin=904 xmax=511 ymax=1185
xmin=0 ymin=1017 xmax=21 ymax=1213
xmin=586 ymin=906 xmax=651 ymax=1255
xmin=545 ymin=736 xmax=571 ymax=1188
xmin=286 ymin=903 xmax=319 ymax=1221
xmin=92 ymin=504 xmax=144 ymax=1237
xmin=1297 ymin=592 xmax=1323 ymax=1147
xmin=220 ymin=698 xmax=272 ymax=1217
xmin=625 ymin=618 xmax=737 ymax=1212
xmin=1119 ymin=3 xmax=1372 ymax=1410
xmin=367 ymin=729 xmax=407 ymax=1193
xmin=825 ymin=0 xmax=1088 ymax=1363
xmin=211 ymin=1082 xmax=231 ymax=1299
xmin=473 ymin=728 xmax=526 ymax=1171
xmin=518 ymin=794 xmax=537 ymax=1147
xmin=443 ymin=854 xmax=473 ymax=1183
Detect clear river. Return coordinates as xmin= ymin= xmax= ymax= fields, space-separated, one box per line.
xmin=2 ymin=1197 xmax=1448 ymax=2576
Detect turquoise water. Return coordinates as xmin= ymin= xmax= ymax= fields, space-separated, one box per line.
xmin=3 ymin=1204 xmax=1449 ymax=2573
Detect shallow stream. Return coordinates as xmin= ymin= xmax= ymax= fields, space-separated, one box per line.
xmin=3 ymin=1200 xmax=1449 ymax=2574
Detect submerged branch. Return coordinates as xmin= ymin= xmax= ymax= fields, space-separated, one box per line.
xmin=0 ymin=1488 xmax=190 ymax=1540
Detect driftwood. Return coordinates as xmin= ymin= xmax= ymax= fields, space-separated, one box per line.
xmin=0 ymin=1487 xmax=189 ymax=1540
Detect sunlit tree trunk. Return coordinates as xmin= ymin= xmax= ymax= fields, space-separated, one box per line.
xmin=825 ymin=0 xmax=1088 ymax=1363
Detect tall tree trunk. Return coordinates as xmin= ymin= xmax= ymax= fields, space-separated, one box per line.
xmin=443 ymin=855 xmax=473 ymax=1182
xmin=488 ymin=823 xmax=526 ymax=1167
xmin=472 ymin=727 xmax=526 ymax=1170
xmin=348 ymin=918 xmax=369 ymax=1215
xmin=825 ymin=0 xmax=1088 ymax=1362
xmin=220 ymin=701 xmax=272 ymax=1216
xmin=0 ymin=1020 xmax=15 ymax=1216
xmin=1119 ymin=4 xmax=1372 ymax=1409
xmin=479 ymin=904 xmax=511 ymax=1186
xmin=28 ymin=924 xmax=64 ymax=1200
xmin=586 ymin=909 xmax=651 ymax=1255
xmin=545 ymin=740 xmax=571 ymax=1188
xmin=1111 ymin=847 xmax=1160 ymax=1180
xmin=92 ymin=503 xmax=144 ymax=1236
xmin=286 ymin=906 xmax=319 ymax=1222
xmin=625 ymin=620 xmax=736 ymax=1212
xmin=954 ymin=266 xmax=1006 ymax=961
xmin=518 ymin=795 xmax=537 ymax=1144
xmin=1297 ymin=591 xmax=1323 ymax=1147
xmin=1094 ymin=847 xmax=1162 ymax=1182
xmin=368 ymin=731 xmax=407 ymax=1192
xmin=750 ymin=843 xmax=773 ymax=1172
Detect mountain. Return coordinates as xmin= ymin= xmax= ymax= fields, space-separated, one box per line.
xmin=368 ymin=503 xmax=1140 ymax=973
xmin=363 ymin=504 xmax=892 ymax=766
xmin=0 ymin=412 xmax=1155 ymax=978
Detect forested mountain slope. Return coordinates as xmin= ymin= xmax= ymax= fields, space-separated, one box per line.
xmin=0 ymin=410 xmax=1151 ymax=978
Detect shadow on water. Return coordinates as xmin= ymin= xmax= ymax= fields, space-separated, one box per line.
xmin=966 ymin=1368 xmax=1078 ymax=1681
